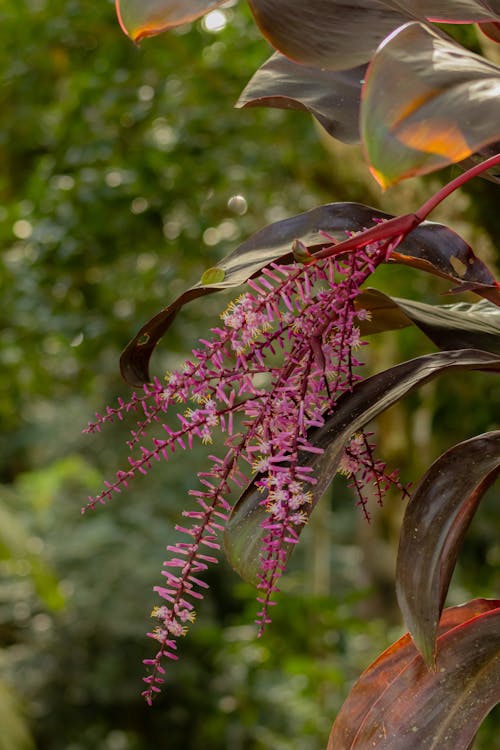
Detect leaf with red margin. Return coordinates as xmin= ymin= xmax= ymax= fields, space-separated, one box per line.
xmin=119 ymin=203 xmax=498 ymax=385
xmin=327 ymin=600 xmax=500 ymax=750
xmin=478 ymin=20 xmax=500 ymax=43
xmin=396 ymin=432 xmax=500 ymax=666
xmin=246 ymin=0 xmax=407 ymax=70
xmin=223 ymin=350 xmax=500 ymax=585
xmin=362 ymin=22 xmax=500 ymax=187
xmin=237 ymin=52 xmax=364 ymax=143
xmin=115 ymin=0 xmax=500 ymax=50
xmin=245 ymin=0 xmax=500 ymax=70
xmin=115 ymin=0 xmax=224 ymax=42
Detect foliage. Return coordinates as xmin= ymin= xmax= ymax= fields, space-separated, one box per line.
xmin=1 ymin=3 xmax=360 ymax=748
xmin=76 ymin=1 xmax=500 ymax=747
xmin=1 ymin=1 xmax=500 ymax=748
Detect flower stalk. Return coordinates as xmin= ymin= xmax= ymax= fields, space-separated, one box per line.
xmin=86 ymin=234 xmax=410 ymax=702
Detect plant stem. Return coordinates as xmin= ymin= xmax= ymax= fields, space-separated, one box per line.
xmin=415 ymin=153 xmax=500 ymax=221
xmin=314 ymin=154 xmax=500 ymax=262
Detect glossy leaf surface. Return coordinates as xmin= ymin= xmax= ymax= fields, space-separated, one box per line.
xmin=396 ymin=432 xmax=500 ymax=665
xmin=362 ymin=22 xmax=500 ymax=186
xmin=479 ymin=20 xmax=500 ymax=42
xmin=328 ymin=600 xmax=500 ymax=750
xmin=246 ymin=0 xmax=408 ymax=70
xmin=115 ymin=0 xmax=500 ymax=50
xmin=358 ymin=290 xmax=500 ymax=355
xmin=115 ymin=0 xmax=224 ymax=42
xmin=237 ymin=53 xmax=364 ymax=143
xmin=246 ymin=0 xmax=500 ymax=70
xmin=120 ymin=203 xmax=498 ymax=385
xmin=223 ymin=350 xmax=500 ymax=584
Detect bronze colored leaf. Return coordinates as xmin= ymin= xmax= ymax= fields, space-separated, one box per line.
xmin=328 ymin=600 xmax=500 ymax=750
xmin=246 ymin=1 xmax=500 ymax=69
xmin=396 ymin=432 xmax=500 ymax=665
xmin=362 ymin=22 xmax=500 ymax=186
xmin=237 ymin=52 xmax=364 ymax=143
xmin=115 ymin=0 xmax=224 ymax=42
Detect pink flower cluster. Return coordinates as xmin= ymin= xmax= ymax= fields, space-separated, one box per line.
xmin=84 ymin=237 xmax=405 ymax=703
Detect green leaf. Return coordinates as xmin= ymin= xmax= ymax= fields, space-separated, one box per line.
xmin=358 ymin=289 xmax=500 ymax=355
xmin=120 ymin=203 xmax=498 ymax=385
xmin=0 ymin=495 xmax=65 ymax=611
xmin=115 ymin=0 xmax=225 ymax=42
xmin=237 ymin=52 xmax=364 ymax=143
xmin=0 ymin=680 xmax=34 ymax=750
xmin=223 ymin=349 xmax=500 ymax=584
xmin=327 ymin=600 xmax=500 ymax=750
xmin=362 ymin=22 xmax=500 ymax=186
xmin=200 ymin=267 xmax=226 ymax=284
xmin=396 ymin=432 xmax=500 ymax=665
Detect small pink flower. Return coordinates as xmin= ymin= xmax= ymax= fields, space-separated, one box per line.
xmin=85 ymin=236 xmax=408 ymax=701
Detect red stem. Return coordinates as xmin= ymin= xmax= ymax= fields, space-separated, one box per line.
xmin=415 ymin=153 xmax=500 ymax=221
xmin=314 ymin=153 xmax=500 ymax=261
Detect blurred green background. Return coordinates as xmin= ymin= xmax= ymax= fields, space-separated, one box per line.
xmin=0 ymin=1 xmax=498 ymax=748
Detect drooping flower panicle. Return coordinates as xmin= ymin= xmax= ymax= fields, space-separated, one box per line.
xmin=84 ymin=236 xmax=407 ymax=703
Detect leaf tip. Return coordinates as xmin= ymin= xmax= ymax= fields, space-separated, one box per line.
xmin=114 ymin=1 xmax=170 ymax=44
xmin=411 ymin=622 xmax=438 ymax=670
xmin=369 ymin=165 xmax=392 ymax=190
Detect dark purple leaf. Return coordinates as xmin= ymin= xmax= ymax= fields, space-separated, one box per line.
xmin=223 ymin=350 xmax=500 ymax=584
xmin=237 ymin=52 xmax=364 ymax=143
xmin=120 ymin=203 xmax=497 ymax=385
xmin=245 ymin=0 xmax=408 ymax=70
xmin=328 ymin=599 xmax=500 ymax=750
xmin=246 ymin=1 xmax=500 ymax=70
xmin=396 ymin=432 xmax=500 ymax=665
xmin=328 ymin=600 xmax=500 ymax=750
xmin=357 ymin=289 xmax=500 ymax=355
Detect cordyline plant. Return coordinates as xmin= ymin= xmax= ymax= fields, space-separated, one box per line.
xmin=85 ymin=1 xmax=500 ymax=747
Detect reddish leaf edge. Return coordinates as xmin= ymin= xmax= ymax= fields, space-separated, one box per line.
xmin=120 ymin=155 xmax=500 ymax=387
xmin=328 ymin=599 xmax=500 ymax=750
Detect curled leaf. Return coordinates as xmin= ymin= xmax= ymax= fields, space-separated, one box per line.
xmin=223 ymin=350 xmax=500 ymax=584
xmin=237 ymin=52 xmax=364 ymax=143
xmin=362 ymin=22 xmax=500 ymax=186
xmin=115 ymin=0 xmax=224 ymax=42
xmin=246 ymin=0 xmax=408 ymax=70
xmin=246 ymin=0 xmax=500 ymax=69
xmin=396 ymin=432 xmax=500 ymax=665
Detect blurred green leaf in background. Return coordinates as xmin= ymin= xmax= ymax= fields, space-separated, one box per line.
xmin=0 ymin=1 xmax=499 ymax=748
